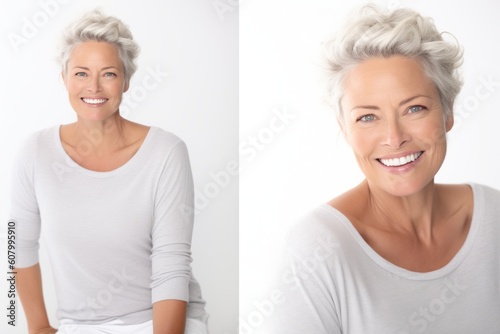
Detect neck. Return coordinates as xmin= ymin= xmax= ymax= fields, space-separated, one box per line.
xmin=364 ymin=180 xmax=440 ymax=243
xmin=71 ymin=112 xmax=128 ymax=154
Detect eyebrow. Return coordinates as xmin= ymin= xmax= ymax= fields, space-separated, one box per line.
xmin=350 ymin=95 xmax=431 ymax=112
xmin=72 ymin=66 xmax=119 ymax=71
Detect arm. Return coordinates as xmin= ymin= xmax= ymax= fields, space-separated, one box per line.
xmin=151 ymin=138 xmax=194 ymax=330
xmin=16 ymin=264 xmax=57 ymax=334
xmin=10 ymin=134 xmax=55 ymax=333
xmin=153 ymin=299 xmax=187 ymax=334
xmin=271 ymin=224 xmax=342 ymax=334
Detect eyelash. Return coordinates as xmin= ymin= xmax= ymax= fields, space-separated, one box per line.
xmin=356 ymin=105 xmax=428 ymax=123
xmin=74 ymin=72 xmax=117 ymax=77
xmin=408 ymin=105 xmax=426 ymax=113
xmin=356 ymin=114 xmax=376 ymax=123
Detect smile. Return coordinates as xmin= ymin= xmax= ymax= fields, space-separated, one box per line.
xmin=378 ymin=151 xmax=423 ymax=167
xmin=82 ymin=98 xmax=108 ymax=105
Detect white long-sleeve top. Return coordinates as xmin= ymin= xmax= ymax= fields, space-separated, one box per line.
xmin=273 ymin=183 xmax=500 ymax=333
xmin=9 ymin=125 xmax=206 ymax=324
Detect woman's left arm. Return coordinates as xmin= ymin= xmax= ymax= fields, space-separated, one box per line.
xmin=153 ymin=299 xmax=187 ymax=334
xmin=151 ymin=137 xmax=195 ymax=332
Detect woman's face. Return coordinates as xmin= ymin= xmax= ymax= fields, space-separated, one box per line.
xmin=340 ymin=56 xmax=453 ymax=197
xmin=63 ymin=41 xmax=128 ymax=122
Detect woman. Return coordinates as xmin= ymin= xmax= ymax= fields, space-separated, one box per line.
xmin=11 ymin=10 xmax=208 ymax=334
xmin=273 ymin=5 xmax=500 ymax=333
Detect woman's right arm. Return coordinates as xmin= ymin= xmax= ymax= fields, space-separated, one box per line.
xmin=16 ymin=264 xmax=57 ymax=334
xmin=10 ymin=133 xmax=56 ymax=333
xmin=271 ymin=220 xmax=342 ymax=334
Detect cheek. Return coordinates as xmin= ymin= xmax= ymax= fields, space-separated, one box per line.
xmin=346 ymin=127 xmax=378 ymax=153
xmin=346 ymin=131 xmax=378 ymax=164
xmin=411 ymin=127 xmax=448 ymax=170
xmin=107 ymin=83 xmax=126 ymax=97
xmin=65 ymin=80 xmax=81 ymax=94
xmin=417 ymin=119 xmax=448 ymax=149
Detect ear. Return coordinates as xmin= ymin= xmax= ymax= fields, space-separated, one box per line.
xmin=445 ymin=112 xmax=454 ymax=132
xmin=123 ymin=80 xmax=130 ymax=93
xmin=61 ymin=71 xmax=67 ymax=85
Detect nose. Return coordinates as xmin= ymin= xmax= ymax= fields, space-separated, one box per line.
xmin=87 ymin=76 xmax=102 ymax=93
xmin=382 ymin=118 xmax=409 ymax=148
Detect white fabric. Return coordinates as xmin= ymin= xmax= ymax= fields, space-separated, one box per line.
xmin=273 ymin=183 xmax=500 ymax=333
xmin=56 ymin=318 xmax=209 ymax=334
xmin=9 ymin=126 xmax=207 ymax=325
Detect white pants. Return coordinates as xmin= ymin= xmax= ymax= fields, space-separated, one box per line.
xmin=56 ymin=318 xmax=208 ymax=334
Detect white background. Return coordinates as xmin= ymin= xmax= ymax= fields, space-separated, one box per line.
xmin=240 ymin=0 xmax=500 ymax=333
xmin=0 ymin=1 xmax=238 ymax=333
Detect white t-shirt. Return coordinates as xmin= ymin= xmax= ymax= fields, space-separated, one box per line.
xmin=9 ymin=126 xmax=207 ymax=325
xmin=273 ymin=183 xmax=500 ymax=333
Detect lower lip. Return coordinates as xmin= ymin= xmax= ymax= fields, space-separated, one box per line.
xmin=377 ymin=153 xmax=423 ymax=173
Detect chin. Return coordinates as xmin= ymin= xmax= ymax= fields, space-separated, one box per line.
xmin=77 ymin=110 xmax=118 ymax=122
xmin=371 ymin=178 xmax=433 ymax=198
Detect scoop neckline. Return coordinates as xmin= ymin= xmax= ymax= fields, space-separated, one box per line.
xmin=53 ymin=125 xmax=156 ymax=178
xmin=320 ymin=183 xmax=482 ymax=280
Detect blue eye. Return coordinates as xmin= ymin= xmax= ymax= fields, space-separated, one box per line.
xmin=104 ymin=72 xmax=117 ymax=77
xmin=75 ymin=72 xmax=87 ymax=77
xmin=357 ymin=114 xmax=376 ymax=123
xmin=408 ymin=105 xmax=426 ymax=113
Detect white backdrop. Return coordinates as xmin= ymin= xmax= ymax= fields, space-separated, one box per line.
xmin=240 ymin=0 xmax=500 ymax=333
xmin=0 ymin=1 xmax=238 ymax=333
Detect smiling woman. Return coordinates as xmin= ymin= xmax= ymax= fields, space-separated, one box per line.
xmin=10 ymin=9 xmax=209 ymax=334
xmin=270 ymin=4 xmax=500 ymax=334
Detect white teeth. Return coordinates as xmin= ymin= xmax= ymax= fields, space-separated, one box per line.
xmin=379 ymin=152 xmax=422 ymax=167
xmin=83 ymin=98 xmax=107 ymax=104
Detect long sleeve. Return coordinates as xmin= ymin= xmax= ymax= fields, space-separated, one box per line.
xmin=150 ymin=139 xmax=195 ymax=303
xmin=9 ymin=133 xmax=42 ymax=268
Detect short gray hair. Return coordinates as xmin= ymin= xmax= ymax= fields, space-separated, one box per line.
xmin=324 ymin=5 xmax=463 ymax=121
xmin=59 ymin=9 xmax=140 ymax=84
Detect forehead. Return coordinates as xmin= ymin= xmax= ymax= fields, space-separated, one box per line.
xmin=342 ymin=56 xmax=438 ymax=106
xmin=68 ymin=41 xmax=122 ymax=66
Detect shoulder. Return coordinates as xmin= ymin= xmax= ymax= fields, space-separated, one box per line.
xmin=20 ymin=126 xmax=56 ymax=147
xmin=14 ymin=126 xmax=58 ymax=162
xmin=470 ymin=183 xmax=500 ymax=215
xmin=144 ymin=128 xmax=192 ymax=170
xmin=438 ymin=183 xmax=500 ymax=202
xmin=286 ymin=204 xmax=355 ymax=259
xmin=148 ymin=127 xmax=188 ymax=151
xmin=470 ymin=183 xmax=500 ymax=199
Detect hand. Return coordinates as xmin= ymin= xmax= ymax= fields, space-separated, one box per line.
xmin=31 ymin=326 xmax=58 ymax=334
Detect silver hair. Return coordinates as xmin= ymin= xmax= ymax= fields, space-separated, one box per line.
xmin=324 ymin=5 xmax=463 ymax=121
xmin=59 ymin=9 xmax=140 ymax=83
